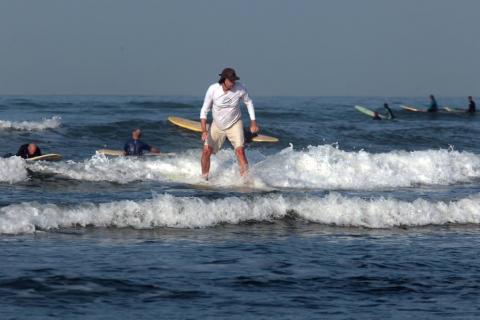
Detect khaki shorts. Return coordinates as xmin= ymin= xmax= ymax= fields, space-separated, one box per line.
xmin=205 ymin=120 xmax=245 ymax=154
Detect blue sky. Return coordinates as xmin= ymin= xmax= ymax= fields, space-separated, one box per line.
xmin=0 ymin=0 xmax=478 ymax=96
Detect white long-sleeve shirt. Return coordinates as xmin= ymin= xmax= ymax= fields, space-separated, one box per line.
xmin=200 ymin=82 xmax=256 ymax=130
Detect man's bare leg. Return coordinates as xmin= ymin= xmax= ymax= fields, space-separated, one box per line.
xmin=235 ymin=147 xmax=249 ymax=177
xmin=201 ymin=145 xmax=213 ymax=180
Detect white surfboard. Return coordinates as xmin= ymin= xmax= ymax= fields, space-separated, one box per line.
xmin=26 ymin=154 xmax=62 ymax=162
xmin=354 ymin=105 xmax=385 ymax=119
xmin=96 ymin=149 xmax=176 ymax=157
xmin=443 ymin=107 xmax=466 ymax=113
xmin=400 ymin=105 xmax=428 ymax=113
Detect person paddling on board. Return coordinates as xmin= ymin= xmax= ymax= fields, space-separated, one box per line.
xmin=467 ymin=96 xmax=476 ymax=113
xmin=200 ymin=67 xmax=259 ymax=180
xmin=2 ymin=143 xmax=42 ymax=159
xmin=16 ymin=143 xmax=42 ymax=159
xmin=124 ymin=128 xmax=160 ymax=156
xmin=427 ymin=94 xmax=438 ymax=112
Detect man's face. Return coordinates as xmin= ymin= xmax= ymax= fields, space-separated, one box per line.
xmin=132 ymin=130 xmax=141 ymax=140
xmin=28 ymin=144 xmax=37 ymax=155
xmin=224 ymin=78 xmax=235 ymax=90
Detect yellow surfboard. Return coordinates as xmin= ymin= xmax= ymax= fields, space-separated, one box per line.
xmin=168 ymin=116 xmax=279 ymax=143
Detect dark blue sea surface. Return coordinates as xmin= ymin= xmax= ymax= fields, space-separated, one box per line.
xmin=1 ymin=96 xmax=480 ymax=319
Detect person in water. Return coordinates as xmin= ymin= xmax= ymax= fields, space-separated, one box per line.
xmin=383 ymin=103 xmax=395 ymax=119
xmin=427 ymin=94 xmax=438 ymax=112
xmin=124 ymin=128 xmax=160 ymax=156
xmin=372 ymin=103 xmax=395 ymax=120
xmin=16 ymin=143 xmax=42 ymax=159
xmin=468 ymin=96 xmax=476 ymax=113
xmin=199 ymin=67 xmax=259 ymax=179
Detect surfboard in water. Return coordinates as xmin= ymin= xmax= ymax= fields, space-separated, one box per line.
xmin=167 ymin=116 xmax=279 ymax=143
xmin=401 ymin=105 xmax=463 ymax=114
xmin=96 ymin=149 xmax=176 ymax=157
xmin=26 ymin=154 xmax=62 ymax=162
xmin=354 ymin=105 xmax=385 ymax=119
xmin=400 ymin=105 xmax=428 ymax=113
xmin=443 ymin=107 xmax=466 ymax=113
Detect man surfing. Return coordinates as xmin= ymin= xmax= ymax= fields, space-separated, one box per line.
xmin=200 ymin=67 xmax=259 ymax=180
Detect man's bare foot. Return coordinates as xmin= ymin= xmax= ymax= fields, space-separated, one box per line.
xmin=241 ymin=173 xmax=253 ymax=185
xmin=201 ymin=173 xmax=209 ymax=181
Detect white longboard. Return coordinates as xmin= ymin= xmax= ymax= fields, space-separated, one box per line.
xmin=443 ymin=107 xmax=466 ymax=113
xmin=354 ymin=105 xmax=385 ymax=119
xmin=96 ymin=149 xmax=176 ymax=157
xmin=26 ymin=154 xmax=63 ymax=162
xmin=400 ymin=105 xmax=428 ymax=113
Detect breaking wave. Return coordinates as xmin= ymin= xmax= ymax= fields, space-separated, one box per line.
xmin=27 ymin=145 xmax=480 ymax=190
xmin=2 ymin=193 xmax=480 ymax=234
xmin=0 ymin=157 xmax=28 ymax=183
xmin=0 ymin=116 xmax=61 ymax=131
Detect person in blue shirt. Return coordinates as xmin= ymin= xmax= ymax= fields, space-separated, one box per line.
xmin=124 ymin=128 xmax=160 ymax=156
xmin=427 ymin=94 xmax=438 ymax=112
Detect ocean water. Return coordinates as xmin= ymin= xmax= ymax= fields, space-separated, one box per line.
xmin=1 ymin=96 xmax=480 ymax=319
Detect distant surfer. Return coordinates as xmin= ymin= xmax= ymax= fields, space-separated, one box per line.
xmin=371 ymin=104 xmax=394 ymax=120
xmin=467 ymin=96 xmax=476 ymax=113
xmin=427 ymin=94 xmax=438 ymax=112
xmin=124 ymin=128 xmax=160 ymax=156
xmin=200 ymin=67 xmax=259 ymax=179
xmin=13 ymin=143 xmax=42 ymax=159
xmin=383 ymin=103 xmax=395 ymax=119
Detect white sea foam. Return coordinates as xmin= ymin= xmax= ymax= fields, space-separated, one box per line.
xmin=2 ymin=193 xmax=480 ymax=234
xmin=29 ymin=151 xmax=205 ymax=184
xmin=28 ymin=145 xmax=480 ymax=190
xmin=0 ymin=157 xmax=28 ymax=183
xmin=252 ymin=145 xmax=480 ymax=189
xmin=0 ymin=116 xmax=61 ymax=131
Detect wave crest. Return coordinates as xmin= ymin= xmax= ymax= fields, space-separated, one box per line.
xmin=2 ymin=193 xmax=480 ymax=234
xmin=28 ymin=145 xmax=480 ymax=190
xmin=253 ymin=145 xmax=480 ymax=189
xmin=0 ymin=116 xmax=61 ymax=131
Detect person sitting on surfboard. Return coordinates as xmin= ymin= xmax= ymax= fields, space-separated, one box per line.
xmin=200 ymin=67 xmax=259 ymax=179
xmin=427 ymin=94 xmax=438 ymax=112
xmin=16 ymin=143 xmax=42 ymax=159
xmin=468 ymin=96 xmax=476 ymax=113
xmin=124 ymin=128 xmax=160 ymax=156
